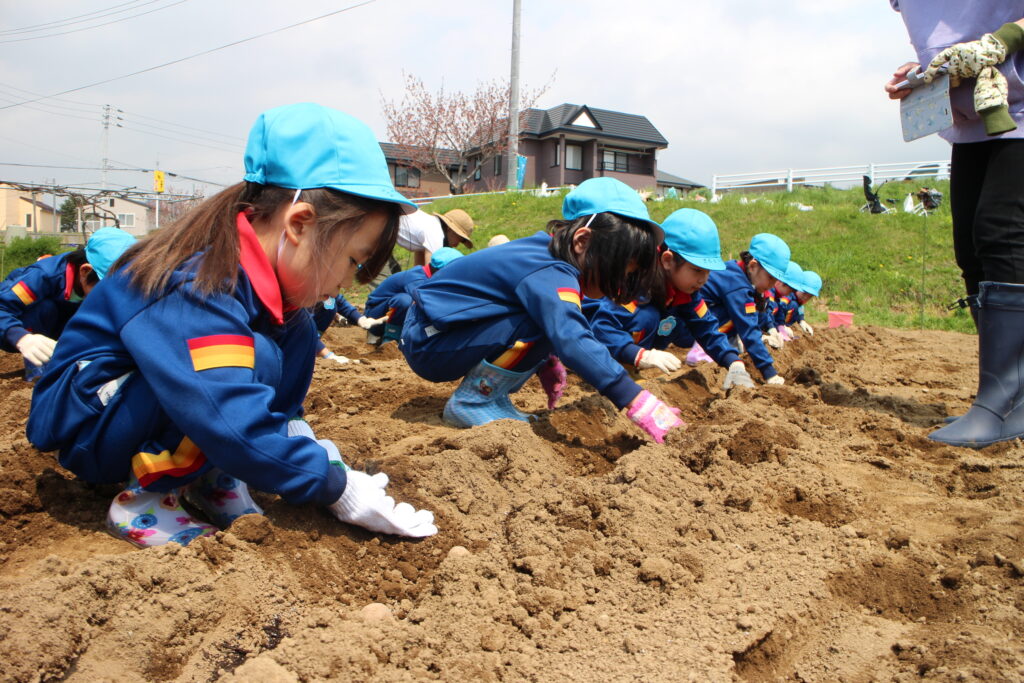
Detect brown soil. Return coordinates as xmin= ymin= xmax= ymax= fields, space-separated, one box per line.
xmin=1 ymin=324 xmax=1022 ymax=682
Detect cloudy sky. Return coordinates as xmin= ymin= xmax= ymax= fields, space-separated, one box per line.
xmin=0 ymin=0 xmax=948 ymax=197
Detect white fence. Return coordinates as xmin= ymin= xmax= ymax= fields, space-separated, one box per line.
xmin=710 ymin=160 xmax=950 ymax=195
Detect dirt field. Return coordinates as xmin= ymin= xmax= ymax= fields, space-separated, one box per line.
xmin=0 ymin=324 xmax=1021 ymax=682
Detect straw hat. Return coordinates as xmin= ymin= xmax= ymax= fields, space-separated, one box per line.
xmin=433 ymin=209 xmax=475 ymax=248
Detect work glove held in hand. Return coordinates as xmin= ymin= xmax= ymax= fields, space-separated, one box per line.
xmin=357 ymin=315 xmax=387 ymax=330
xmin=762 ymin=328 xmax=783 ymax=349
xmin=766 ymin=375 xmax=785 ymax=386
xmin=16 ymin=333 xmax=56 ymax=366
xmin=626 ymin=390 xmax=684 ymax=444
xmin=926 ymin=31 xmax=1007 ymax=86
xmin=723 ymin=360 xmax=755 ymax=390
xmin=329 ymin=470 xmax=438 ymax=538
xmin=975 ymin=66 xmax=1016 ymax=135
xmin=636 ymin=349 xmax=682 ymax=374
xmin=798 ymin=320 xmax=814 ymax=335
xmin=776 ymin=325 xmax=795 ymax=342
xmin=537 ymin=355 xmax=567 ymax=409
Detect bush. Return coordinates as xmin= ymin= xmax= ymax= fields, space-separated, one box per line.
xmin=1 ymin=236 xmax=67 ymax=279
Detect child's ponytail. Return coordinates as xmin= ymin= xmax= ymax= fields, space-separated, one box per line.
xmin=739 ymin=250 xmax=766 ymax=311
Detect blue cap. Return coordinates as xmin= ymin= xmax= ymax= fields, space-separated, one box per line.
xmin=661 ymin=208 xmax=725 ymax=271
xmin=429 ymin=246 xmax=463 ymax=270
xmin=562 ymin=178 xmax=664 ymax=243
xmin=778 ymin=260 xmax=804 ymax=289
xmin=85 ymin=227 xmax=136 ymax=279
xmin=748 ymin=233 xmax=791 ymax=282
xmin=799 ymin=270 xmax=822 ymax=296
xmin=243 ymin=103 xmax=416 ymax=214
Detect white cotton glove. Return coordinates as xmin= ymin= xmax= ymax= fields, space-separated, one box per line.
xmin=16 ymin=333 xmax=56 ymax=366
xmin=329 ymin=470 xmax=438 ymax=538
xmin=636 ymin=349 xmax=682 ymax=374
xmin=766 ymin=375 xmax=785 ymax=386
xmin=357 ymin=315 xmax=387 ymax=330
xmin=722 ymin=360 xmax=755 ymax=390
xmin=323 ymin=351 xmax=351 ymax=365
xmin=762 ymin=328 xmax=783 ymax=349
xmin=798 ymin=320 xmax=814 ymax=336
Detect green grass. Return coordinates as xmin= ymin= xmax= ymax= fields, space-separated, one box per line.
xmin=400 ymin=180 xmax=971 ymax=334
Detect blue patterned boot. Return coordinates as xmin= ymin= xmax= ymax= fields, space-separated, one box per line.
xmin=183 ymin=468 xmax=263 ymax=528
xmin=443 ymin=360 xmax=537 ymax=428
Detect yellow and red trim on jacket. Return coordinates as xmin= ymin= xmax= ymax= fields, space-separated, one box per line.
xmin=187 ymin=334 xmax=255 ymax=371
xmin=132 ymin=436 xmax=206 ymax=488
xmin=10 ymin=281 xmax=36 ymax=306
xmin=744 ymin=302 xmax=756 ymax=315
xmin=694 ymin=299 xmax=708 ymax=318
xmin=557 ymin=287 xmax=581 ymax=308
xmin=492 ymin=340 xmax=535 ymax=369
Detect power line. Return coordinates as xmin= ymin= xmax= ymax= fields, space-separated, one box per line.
xmin=0 ymin=0 xmax=192 ymax=44
xmin=0 ymin=0 xmax=376 ymax=111
xmin=0 ymin=0 xmax=148 ymax=35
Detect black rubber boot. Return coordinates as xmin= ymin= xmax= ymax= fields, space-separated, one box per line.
xmin=930 ymin=282 xmax=1024 ymax=448
xmin=942 ymin=296 xmax=979 ymax=424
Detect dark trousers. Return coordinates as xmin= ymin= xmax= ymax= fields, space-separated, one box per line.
xmin=950 ymin=139 xmax=1024 ymax=295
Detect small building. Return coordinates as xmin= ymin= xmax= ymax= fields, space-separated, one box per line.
xmin=82 ymin=195 xmax=154 ymax=236
xmin=380 ymin=143 xmax=460 ymax=199
xmin=655 ymin=170 xmax=705 ymax=197
xmin=0 ymin=184 xmax=58 ymax=233
xmin=464 ymin=103 xmax=670 ymax=193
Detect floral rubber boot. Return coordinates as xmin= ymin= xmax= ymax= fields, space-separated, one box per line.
xmin=107 ymin=475 xmax=218 ymax=548
xmin=182 ymin=468 xmax=263 ymax=528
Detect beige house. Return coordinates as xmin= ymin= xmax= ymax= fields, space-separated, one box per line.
xmin=0 ymin=184 xmax=58 ymax=233
xmin=82 ymin=195 xmax=154 ymax=236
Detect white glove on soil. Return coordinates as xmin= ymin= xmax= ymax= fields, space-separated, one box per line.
xmin=357 ymin=315 xmax=387 ymax=330
xmin=636 ymin=349 xmax=682 ymax=374
xmin=799 ymin=320 xmax=814 ymax=336
xmin=762 ymin=328 xmax=783 ymax=349
xmin=329 ymin=470 xmax=438 ymax=538
xmin=323 ymin=351 xmax=351 ymax=365
xmin=766 ymin=375 xmax=785 ymax=386
xmin=16 ymin=333 xmax=56 ymax=366
xmin=722 ymin=360 xmax=755 ymax=390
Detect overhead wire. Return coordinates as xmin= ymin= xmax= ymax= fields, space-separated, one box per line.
xmin=0 ymin=0 xmax=149 ymax=35
xmin=0 ymin=0 xmax=376 ymax=110
xmin=0 ymin=0 xmax=185 ymax=43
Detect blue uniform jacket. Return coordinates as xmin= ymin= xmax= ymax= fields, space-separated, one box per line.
xmin=699 ymin=260 xmax=778 ymax=380
xmin=27 ymin=212 xmax=345 ymax=506
xmin=364 ymin=265 xmax=430 ymax=320
xmin=0 ymin=253 xmax=79 ymax=351
xmin=774 ymin=294 xmax=801 ymax=326
xmin=409 ymin=231 xmax=640 ymax=409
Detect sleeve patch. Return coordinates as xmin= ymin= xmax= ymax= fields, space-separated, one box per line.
xmin=719 ymin=320 xmax=735 ymax=334
xmin=11 ymin=281 xmax=36 ymax=306
xmin=187 ymin=334 xmax=255 ymax=371
xmin=557 ymin=287 xmax=582 ymax=308
xmin=694 ymin=300 xmax=708 ymax=318
xmin=621 ymin=300 xmax=638 ymax=314
xmin=744 ymin=302 xmax=756 ymax=314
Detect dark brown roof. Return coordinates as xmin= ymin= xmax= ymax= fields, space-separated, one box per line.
xmin=522 ymin=103 xmax=668 ymax=147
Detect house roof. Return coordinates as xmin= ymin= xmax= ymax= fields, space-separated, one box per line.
xmin=21 ymin=197 xmax=55 ymax=212
xmin=380 ymin=142 xmax=462 ymax=168
xmin=656 ymin=170 xmax=704 ymax=189
xmin=522 ymin=103 xmax=668 ymax=147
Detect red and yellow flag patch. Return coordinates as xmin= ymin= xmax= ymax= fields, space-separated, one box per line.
xmin=187 ymin=334 xmax=255 ymax=371
xmin=11 ymin=281 xmax=36 ymax=306
xmin=557 ymin=287 xmax=581 ymax=308
xmin=132 ymin=436 xmax=206 ymax=488
xmin=719 ymin=320 xmax=735 ymax=334
xmin=694 ymin=300 xmax=708 ymax=318
xmin=744 ymin=302 xmax=756 ymax=315
xmin=621 ymin=300 xmax=638 ymax=314
xmin=631 ymin=330 xmax=645 ymax=344
xmin=492 ymin=340 xmax=535 ymax=370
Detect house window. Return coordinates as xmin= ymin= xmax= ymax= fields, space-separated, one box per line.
xmin=552 ymin=144 xmax=560 ymax=167
xmin=109 ymin=199 xmax=116 ymax=207
xmin=117 ymin=213 xmax=135 ymax=228
xmin=25 ymin=213 xmax=32 ymax=228
xmin=602 ymin=150 xmax=629 ymax=173
xmin=565 ymin=144 xmax=582 ymax=171
xmin=393 ymin=165 xmax=420 ymax=188
xmin=494 ymin=154 xmax=503 ymax=176
xmin=473 ymin=164 xmax=481 ymax=181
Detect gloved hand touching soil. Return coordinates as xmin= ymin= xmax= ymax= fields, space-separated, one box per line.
xmin=798 ymin=320 xmax=814 ymax=336
xmin=722 ymin=360 xmax=755 ymax=390
xmin=626 ymin=390 xmax=684 ymax=444
xmin=357 ymin=315 xmax=388 ymax=330
xmin=329 ymin=470 xmax=438 ymax=537
xmin=16 ymin=333 xmax=56 ymax=366
xmin=636 ymin=349 xmax=682 ymax=374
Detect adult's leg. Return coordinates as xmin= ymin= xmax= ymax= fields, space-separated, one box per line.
xmin=972 ymin=140 xmax=1024 ymax=285
xmin=949 ymin=142 xmax=990 ymax=297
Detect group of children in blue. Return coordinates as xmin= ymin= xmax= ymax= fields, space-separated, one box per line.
xmin=0 ymin=103 xmax=822 ymax=550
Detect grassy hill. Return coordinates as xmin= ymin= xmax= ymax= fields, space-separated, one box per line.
xmin=398 ymin=179 xmax=971 ymax=334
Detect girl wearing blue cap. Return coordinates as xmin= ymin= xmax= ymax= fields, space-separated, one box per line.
xmin=0 ymin=227 xmax=136 ymax=380
xmin=399 ymin=177 xmax=684 ymax=443
xmin=584 ymin=208 xmax=756 ymax=391
xmin=363 ymin=246 xmax=462 ymax=344
xmin=789 ymin=269 xmax=822 ymax=336
xmin=700 ymin=233 xmax=792 ymax=384
xmin=27 ymin=103 xmax=437 ymax=547
xmin=770 ymin=261 xmax=806 ymax=340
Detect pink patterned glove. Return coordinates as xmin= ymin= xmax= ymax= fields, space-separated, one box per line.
xmin=537 ymin=355 xmax=567 ymax=409
xmin=776 ymin=325 xmax=795 ymax=342
xmin=626 ymin=390 xmax=685 ymax=443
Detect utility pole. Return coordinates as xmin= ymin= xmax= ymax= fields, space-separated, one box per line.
xmin=505 ymin=0 xmax=522 ymax=190
xmin=101 ymin=104 xmax=123 ymax=190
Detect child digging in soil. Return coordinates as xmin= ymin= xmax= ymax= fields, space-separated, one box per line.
xmin=762 ymin=260 xmax=805 ymax=347
xmin=399 ymin=177 xmax=685 ymax=443
xmin=312 ymin=292 xmax=386 ymax=364
xmin=786 ymin=269 xmax=822 ymax=336
xmin=26 ymin=103 xmax=437 ymax=547
xmin=583 ymin=208 xmax=756 ymax=391
xmin=699 ymin=233 xmax=792 ymax=385
xmin=0 ymin=228 xmax=136 ymax=381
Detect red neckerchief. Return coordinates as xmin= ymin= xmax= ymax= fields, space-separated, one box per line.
xmin=665 ymin=280 xmax=693 ymax=307
xmin=236 ymin=211 xmax=284 ymax=325
xmin=423 ymin=264 xmax=433 ymax=278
